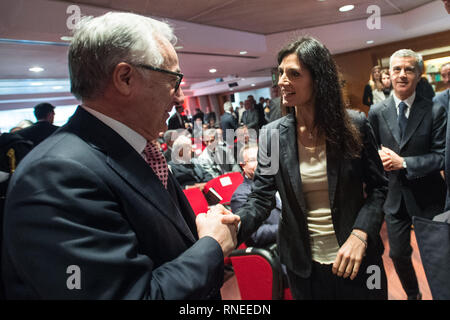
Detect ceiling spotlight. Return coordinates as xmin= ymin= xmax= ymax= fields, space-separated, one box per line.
xmin=209 ymin=68 xmax=217 ymax=73
xmin=30 ymin=82 xmax=43 ymax=86
xmin=60 ymin=36 xmax=73 ymax=41
xmin=366 ymin=40 xmax=374 ymax=44
xmin=339 ymin=5 xmax=354 ymax=12
xmin=52 ymin=86 xmax=63 ymax=90
xmin=240 ymin=51 xmax=248 ymax=55
xmin=29 ymin=67 xmax=44 ymax=72
xmin=251 ymin=84 xmax=256 ymax=87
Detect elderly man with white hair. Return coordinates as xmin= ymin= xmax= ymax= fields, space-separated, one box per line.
xmin=2 ymin=12 xmax=240 ymax=300
xmin=368 ymin=48 xmax=447 ymax=300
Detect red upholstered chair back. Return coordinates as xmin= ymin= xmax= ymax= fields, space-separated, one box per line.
xmin=203 ymin=172 xmax=244 ymax=205
xmin=229 ymin=248 xmax=284 ymax=300
xmin=183 ymin=188 xmax=209 ymax=215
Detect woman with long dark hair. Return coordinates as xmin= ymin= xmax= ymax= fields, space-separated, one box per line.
xmin=235 ymin=37 xmax=388 ymax=299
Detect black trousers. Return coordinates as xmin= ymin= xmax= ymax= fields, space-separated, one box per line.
xmin=385 ymin=202 xmax=420 ymax=299
xmin=286 ymin=255 xmax=387 ymax=300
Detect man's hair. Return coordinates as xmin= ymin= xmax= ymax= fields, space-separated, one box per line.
xmin=389 ymin=49 xmax=423 ymax=75
xmin=33 ymin=103 xmax=55 ymax=120
xmin=68 ymin=12 xmax=176 ymax=100
xmin=223 ymin=101 xmax=234 ymax=112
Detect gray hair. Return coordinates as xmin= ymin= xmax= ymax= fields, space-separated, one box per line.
xmin=223 ymin=101 xmax=234 ymax=112
xmin=389 ymin=49 xmax=423 ymax=75
xmin=69 ymin=12 xmax=177 ymax=100
xmin=172 ymin=135 xmax=192 ymax=164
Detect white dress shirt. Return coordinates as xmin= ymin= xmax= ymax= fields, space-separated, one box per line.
xmin=393 ymin=91 xmax=416 ymax=119
xmin=82 ymin=105 xmax=147 ymax=158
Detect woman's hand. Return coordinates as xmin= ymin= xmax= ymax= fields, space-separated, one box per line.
xmin=332 ymin=229 xmax=367 ymax=280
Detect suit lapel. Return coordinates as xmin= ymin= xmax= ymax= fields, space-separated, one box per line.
xmin=279 ymin=114 xmax=307 ymax=212
xmin=400 ymin=95 xmax=427 ymax=150
xmin=326 ymin=143 xmax=340 ymax=210
xmin=381 ymin=97 xmax=401 ymax=146
xmin=71 ymin=107 xmax=196 ymax=243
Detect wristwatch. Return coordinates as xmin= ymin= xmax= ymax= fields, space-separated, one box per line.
xmin=402 ymin=160 xmax=407 ymax=169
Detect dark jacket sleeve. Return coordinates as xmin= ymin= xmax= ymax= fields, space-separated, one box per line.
xmin=363 ymin=84 xmax=373 ymax=107
xmin=235 ymin=129 xmax=278 ymax=245
xmin=403 ymin=102 xmax=446 ymax=179
xmin=350 ymin=112 xmax=388 ymax=246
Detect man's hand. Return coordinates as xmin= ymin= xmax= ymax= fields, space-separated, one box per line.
xmin=209 ymin=204 xmax=240 ymax=228
xmin=379 ymin=146 xmax=404 ymax=171
xmin=195 ymin=205 xmax=240 ymax=257
xmin=332 ymin=229 xmax=367 ymax=280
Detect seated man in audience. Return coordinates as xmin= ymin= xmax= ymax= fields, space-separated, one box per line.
xmin=196 ymin=128 xmax=240 ymax=178
xmin=230 ymin=144 xmax=281 ymax=248
xmin=169 ymin=135 xmax=213 ymax=188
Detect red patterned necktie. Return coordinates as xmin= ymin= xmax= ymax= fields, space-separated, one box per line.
xmin=142 ymin=141 xmax=168 ymax=189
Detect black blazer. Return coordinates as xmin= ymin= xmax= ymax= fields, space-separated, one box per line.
xmin=368 ymin=95 xmax=447 ymax=218
xmin=2 ymin=107 xmax=224 ymax=299
xmin=236 ymin=111 xmax=388 ymax=278
xmin=16 ymin=121 xmax=59 ymax=147
xmin=167 ymin=113 xmax=185 ymax=130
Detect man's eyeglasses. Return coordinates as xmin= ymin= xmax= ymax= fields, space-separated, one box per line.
xmin=136 ymin=64 xmax=184 ymax=92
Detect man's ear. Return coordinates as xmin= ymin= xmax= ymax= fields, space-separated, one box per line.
xmin=112 ymin=62 xmax=135 ymax=96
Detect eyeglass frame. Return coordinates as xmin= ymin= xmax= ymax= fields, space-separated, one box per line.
xmin=135 ymin=64 xmax=184 ymax=92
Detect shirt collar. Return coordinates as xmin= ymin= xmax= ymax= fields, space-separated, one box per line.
xmin=393 ymin=91 xmax=416 ymax=109
xmin=82 ymin=105 xmax=147 ymax=156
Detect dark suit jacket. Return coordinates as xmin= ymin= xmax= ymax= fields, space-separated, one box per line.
xmin=434 ymin=89 xmax=450 ymax=111
xmin=236 ymin=111 xmax=388 ymax=278
xmin=220 ymin=112 xmax=237 ymax=142
xmin=434 ymin=90 xmax=450 ymax=210
xmin=2 ymin=107 xmax=224 ymax=299
xmin=15 ymin=121 xmax=59 ymax=147
xmin=368 ymin=94 xmax=447 ymax=218
xmin=167 ymin=112 xmax=185 ymax=130
xmin=168 ymin=161 xmax=213 ymax=188
xmin=231 ymin=177 xmax=280 ymax=248
xmin=241 ymin=108 xmax=260 ymax=130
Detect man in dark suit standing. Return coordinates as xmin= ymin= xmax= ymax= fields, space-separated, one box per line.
xmin=2 ymin=12 xmax=239 ymax=299
xmin=167 ymin=105 xmax=186 ymax=130
xmin=436 ymin=63 xmax=450 ymax=210
xmin=220 ymin=101 xmax=237 ymax=143
xmin=368 ymin=49 xmax=447 ymax=300
xmin=15 ymin=102 xmax=59 ymax=147
xmin=241 ymin=99 xmax=260 ymax=133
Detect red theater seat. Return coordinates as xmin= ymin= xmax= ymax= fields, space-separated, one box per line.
xmin=183 ymin=188 xmax=208 ymax=215
xmin=229 ymin=247 xmax=285 ymax=300
xmin=203 ymin=172 xmax=244 ymax=206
